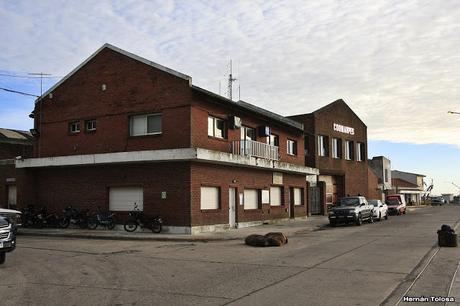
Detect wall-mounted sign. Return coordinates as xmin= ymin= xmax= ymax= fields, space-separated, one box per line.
xmin=273 ymin=172 xmax=283 ymax=185
xmin=333 ymin=123 xmax=355 ymax=135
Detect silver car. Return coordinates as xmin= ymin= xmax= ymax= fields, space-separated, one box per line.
xmin=369 ymin=200 xmax=388 ymax=221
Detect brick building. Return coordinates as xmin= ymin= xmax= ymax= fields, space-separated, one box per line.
xmin=0 ymin=128 xmax=33 ymax=209
xmin=288 ymin=100 xmax=370 ymax=214
xmin=15 ymin=44 xmax=318 ymax=234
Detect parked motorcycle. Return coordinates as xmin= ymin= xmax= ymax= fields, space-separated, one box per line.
xmin=123 ymin=203 xmax=162 ymax=233
xmin=59 ymin=206 xmax=90 ymax=229
xmin=21 ymin=205 xmax=39 ymax=228
xmin=35 ymin=207 xmax=60 ymax=228
xmin=87 ymin=207 xmax=116 ymax=230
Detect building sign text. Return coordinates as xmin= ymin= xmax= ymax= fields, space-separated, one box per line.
xmin=333 ymin=123 xmax=355 ymax=135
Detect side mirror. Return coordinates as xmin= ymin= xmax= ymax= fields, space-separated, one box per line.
xmin=360 ymin=203 xmax=365 ymax=207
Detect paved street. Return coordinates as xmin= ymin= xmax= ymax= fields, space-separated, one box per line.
xmin=1 ymin=205 xmax=460 ymax=306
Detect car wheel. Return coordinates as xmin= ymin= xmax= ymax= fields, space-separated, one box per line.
xmin=403 ymin=209 xmax=406 ymax=215
xmin=330 ymin=221 xmax=337 ymax=227
xmin=385 ymin=212 xmax=388 ymax=220
xmin=378 ymin=213 xmax=382 ymax=221
xmin=0 ymin=252 xmax=5 ymax=265
xmin=369 ymin=214 xmax=374 ymax=224
xmin=355 ymin=215 xmax=362 ymax=226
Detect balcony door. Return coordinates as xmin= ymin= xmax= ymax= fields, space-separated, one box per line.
xmin=240 ymin=126 xmax=256 ymax=155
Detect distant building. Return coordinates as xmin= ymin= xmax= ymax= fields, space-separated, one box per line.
xmin=0 ymin=128 xmax=33 ymax=209
xmin=289 ymin=99 xmax=370 ymax=213
xmin=368 ymin=156 xmax=392 ymax=199
xmin=391 ymin=170 xmax=426 ymax=205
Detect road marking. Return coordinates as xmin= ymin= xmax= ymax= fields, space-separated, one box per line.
xmin=394 ymin=247 xmax=440 ymax=306
xmin=445 ymin=261 xmax=460 ymax=306
xmin=393 ymin=219 xmax=460 ymax=306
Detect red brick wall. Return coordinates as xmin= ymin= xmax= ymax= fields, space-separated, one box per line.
xmin=289 ymin=100 xmax=369 ymax=197
xmin=33 ymin=48 xmax=192 ymax=157
xmin=0 ymin=142 xmax=33 ymax=159
xmin=191 ymin=93 xmax=305 ymax=166
xmin=27 ymin=162 xmax=191 ymax=226
xmin=367 ymin=166 xmax=382 ymax=200
xmin=190 ymin=162 xmax=307 ymax=226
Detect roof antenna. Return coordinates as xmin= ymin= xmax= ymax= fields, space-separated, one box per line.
xmin=227 ymin=59 xmax=237 ymax=101
xmin=238 ymin=60 xmax=241 ymax=101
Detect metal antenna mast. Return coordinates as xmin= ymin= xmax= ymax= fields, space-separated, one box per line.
xmin=29 ymin=72 xmax=51 ymax=158
xmin=228 ymin=60 xmax=237 ymax=100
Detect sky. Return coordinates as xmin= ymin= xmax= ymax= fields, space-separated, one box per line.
xmin=0 ymin=0 xmax=459 ymax=194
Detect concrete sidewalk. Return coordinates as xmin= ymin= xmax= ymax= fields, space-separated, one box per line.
xmin=17 ymin=216 xmax=329 ymax=242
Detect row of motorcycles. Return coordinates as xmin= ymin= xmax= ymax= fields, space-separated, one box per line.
xmin=22 ymin=204 xmax=163 ymax=233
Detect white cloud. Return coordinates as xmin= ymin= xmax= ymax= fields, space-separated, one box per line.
xmin=1 ymin=0 xmax=460 ymax=146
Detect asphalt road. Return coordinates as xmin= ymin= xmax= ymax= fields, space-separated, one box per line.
xmin=1 ymin=205 xmax=460 ymax=306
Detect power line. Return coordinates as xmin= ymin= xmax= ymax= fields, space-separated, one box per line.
xmin=0 ymin=72 xmax=61 ymax=79
xmin=0 ymin=86 xmax=39 ymax=97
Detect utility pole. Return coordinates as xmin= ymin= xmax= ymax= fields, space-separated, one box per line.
xmin=29 ymin=72 xmax=51 ymax=157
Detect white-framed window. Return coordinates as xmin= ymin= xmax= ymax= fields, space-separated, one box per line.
xmin=356 ymin=142 xmax=365 ymax=161
xmin=267 ymin=134 xmax=279 ymax=147
xmin=287 ymin=139 xmax=297 ymax=155
xmin=200 ymin=186 xmax=220 ymax=210
xmin=345 ymin=140 xmax=354 ymax=160
xmin=293 ymin=188 xmax=302 ymax=206
xmin=332 ymin=138 xmax=341 ymax=159
xmin=318 ymin=135 xmax=328 ymax=157
xmin=130 ymin=113 xmax=162 ymax=136
xmin=270 ymin=186 xmax=282 ymax=206
xmin=85 ymin=119 xmax=96 ymax=132
xmin=244 ymin=189 xmax=259 ymax=210
xmin=69 ymin=121 xmax=80 ymax=134
xmin=241 ymin=126 xmax=256 ymax=140
xmin=208 ymin=116 xmax=227 ymax=139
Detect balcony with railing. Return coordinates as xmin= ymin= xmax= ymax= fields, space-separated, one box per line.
xmin=231 ymin=139 xmax=279 ymax=161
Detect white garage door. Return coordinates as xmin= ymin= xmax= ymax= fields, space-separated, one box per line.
xmin=109 ymin=187 xmax=143 ymax=211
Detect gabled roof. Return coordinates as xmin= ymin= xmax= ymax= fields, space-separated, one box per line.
xmin=39 ymin=43 xmax=303 ymax=132
xmin=392 ymin=178 xmax=418 ymax=188
xmin=37 ymin=43 xmax=192 ymax=103
xmin=192 ymin=85 xmax=303 ymax=131
xmin=392 ymin=170 xmax=426 ymax=177
xmin=0 ymin=128 xmax=33 ymax=144
xmin=313 ymin=99 xmax=366 ymax=126
xmin=289 ymin=99 xmax=366 ymax=127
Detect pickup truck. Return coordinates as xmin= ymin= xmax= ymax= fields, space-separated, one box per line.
xmin=0 ymin=216 xmax=17 ymax=264
xmin=329 ymin=196 xmax=374 ymax=226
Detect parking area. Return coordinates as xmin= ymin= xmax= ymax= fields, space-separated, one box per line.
xmin=1 ymin=205 xmax=459 ymax=306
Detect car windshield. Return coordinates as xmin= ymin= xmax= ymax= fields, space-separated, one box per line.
xmin=386 ymin=200 xmax=399 ymax=206
xmin=340 ymin=198 xmax=360 ymax=207
xmin=369 ymin=200 xmax=379 ymax=206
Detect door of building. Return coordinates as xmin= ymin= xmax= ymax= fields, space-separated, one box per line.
xmin=7 ymin=185 xmax=17 ymax=209
xmin=109 ymin=186 xmax=143 ymax=211
xmin=229 ymin=187 xmax=236 ymax=228
xmin=309 ymin=186 xmax=321 ymax=214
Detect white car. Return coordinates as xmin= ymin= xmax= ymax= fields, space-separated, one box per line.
xmin=368 ymin=200 xmax=388 ymax=221
xmin=0 ymin=208 xmax=22 ymax=226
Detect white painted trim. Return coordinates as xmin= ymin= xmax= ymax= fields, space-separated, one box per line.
xmin=16 ymin=148 xmax=319 ymax=175
xmin=37 ymin=43 xmax=192 ymax=102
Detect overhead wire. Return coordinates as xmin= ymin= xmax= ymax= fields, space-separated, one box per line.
xmin=0 ymin=87 xmax=39 ymax=97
